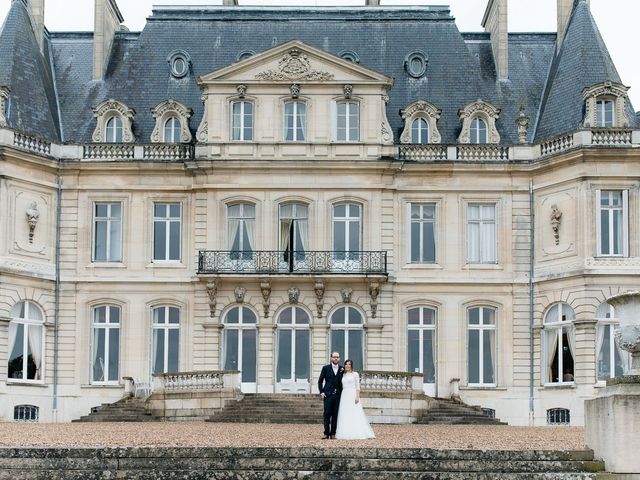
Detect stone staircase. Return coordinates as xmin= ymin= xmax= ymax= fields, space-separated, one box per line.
xmin=74 ymin=395 xmax=157 ymax=422
xmin=207 ymin=393 xmax=324 ymax=423
xmin=0 ymin=446 xmax=608 ymax=479
xmin=417 ymin=397 xmax=507 ymax=425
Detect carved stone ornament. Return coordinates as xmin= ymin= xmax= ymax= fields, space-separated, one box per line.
xmin=260 ymin=278 xmax=271 ymax=318
xmin=550 ymin=204 xmax=562 ymax=246
xmin=91 ymin=99 xmax=135 ymax=143
xmin=25 ymin=202 xmax=40 ymax=244
xmin=582 ymin=81 xmax=630 ymax=128
xmin=196 ymin=95 xmax=208 ymax=143
xmin=314 ymin=278 xmax=325 ymax=318
xmin=381 ymin=92 xmax=394 ymax=145
xmin=234 ymin=286 xmax=247 ymax=304
xmin=516 ymin=102 xmax=529 ymax=144
xmin=457 ymin=99 xmax=501 ymax=144
xmin=288 ymin=287 xmax=300 ymax=304
xmin=399 ymin=99 xmax=442 ymax=144
xmin=237 ymin=84 xmax=248 ymax=99
xmin=289 ymin=83 xmax=301 ymax=99
xmin=368 ymin=280 xmax=380 ymax=319
xmin=206 ymin=280 xmax=218 ymax=318
xmin=150 ymin=99 xmax=193 ymax=143
xmin=607 ymin=291 xmax=640 ymax=375
xmin=255 ymin=48 xmax=335 ymax=81
xmin=341 ymin=288 xmax=353 ymax=304
xmin=343 ymin=84 xmax=353 ymax=99
xmin=0 ymin=86 xmax=10 ymax=128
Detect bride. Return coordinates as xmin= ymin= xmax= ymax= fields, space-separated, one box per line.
xmin=335 ymin=359 xmax=375 ymax=440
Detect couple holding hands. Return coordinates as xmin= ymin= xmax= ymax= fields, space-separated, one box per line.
xmin=317 ymin=352 xmax=375 ymax=440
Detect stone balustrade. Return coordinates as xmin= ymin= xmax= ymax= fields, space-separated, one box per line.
xmin=13 ymin=131 xmax=51 ymax=155
xmin=540 ymin=133 xmax=574 ymax=156
xmin=360 ymin=370 xmax=423 ymax=393
xmin=590 ymin=128 xmax=633 ymax=146
xmin=152 ymin=370 xmax=241 ymax=393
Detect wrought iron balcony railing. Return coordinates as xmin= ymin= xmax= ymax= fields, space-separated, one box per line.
xmin=198 ymin=250 xmax=388 ymax=275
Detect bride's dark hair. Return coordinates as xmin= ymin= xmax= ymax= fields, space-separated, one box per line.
xmin=344 ymin=359 xmax=354 ymax=371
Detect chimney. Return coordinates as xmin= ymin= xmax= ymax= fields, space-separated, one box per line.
xmin=93 ymin=0 xmax=124 ymax=80
xmin=557 ymin=0 xmax=589 ymax=50
xmin=26 ymin=0 xmax=45 ymax=52
xmin=365 ymin=0 xmax=381 ymax=5
xmin=223 ymin=0 xmax=238 ymax=5
xmin=481 ymin=0 xmax=508 ymax=80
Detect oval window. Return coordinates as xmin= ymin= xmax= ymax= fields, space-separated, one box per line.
xmin=167 ymin=50 xmax=191 ymax=79
xmin=405 ymin=51 xmax=428 ymax=78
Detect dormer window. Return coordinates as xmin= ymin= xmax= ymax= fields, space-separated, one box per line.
xmin=583 ymin=81 xmax=630 ymax=128
xmin=150 ymin=99 xmax=192 ymax=144
xmin=167 ymin=50 xmax=191 ymax=79
xmin=412 ymin=118 xmax=429 ymax=144
xmin=400 ymin=100 xmax=442 ymax=144
xmin=284 ymin=101 xmax=306 ymax=142
xmin=231 ymin=101 xmax=254 ymax=141
xmin=457 ymin=100 xmax=500 ymax=144
xmin=92 ymin=99 xmax=135 ymax=143
xmin=335 ymin=101 xmax=359 ymax=142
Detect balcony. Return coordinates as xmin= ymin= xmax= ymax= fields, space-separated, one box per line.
xmin=197 ymin=250 xmax=388 ymax=275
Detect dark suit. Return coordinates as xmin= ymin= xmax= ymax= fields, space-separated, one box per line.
xmin=317 ymin=363 xmax=343 ymax=436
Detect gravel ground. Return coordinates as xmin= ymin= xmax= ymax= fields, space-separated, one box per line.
xmin=0 ymin=423 xmax=586 ymax=451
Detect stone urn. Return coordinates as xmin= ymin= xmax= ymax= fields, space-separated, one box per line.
xmin=607 ymin=291 xmax=640 ymax=376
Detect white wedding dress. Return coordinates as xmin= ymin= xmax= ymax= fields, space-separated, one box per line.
xmin=335 ymin=372 xmax=375 ymax=440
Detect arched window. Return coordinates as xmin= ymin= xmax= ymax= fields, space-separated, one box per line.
xmin=8 ymin=301 xmax=44 ymax=382
xmin=284 ymin=101 xmax=306 ymax=142
xmin=91 ymin=305 xmax=121 ymax=384
xmin=231 ymin=101 xmax=254 ymax=141
xmin=407 ymin=307 xmax=436 ymax=385
xmin=411 ymin=118 xmax=429 ymax=144
xmin=330 ymin=306 xmax=364 ymax=371
xmin=335 ymin=101 xmax=359 ymax=142
xmin=151 ymin=306 xmax=180 ymax=374
xmin=596 ymin=302 xmax=627 ymax=380
xmin=543 ymin=303 xmax=575 ymax=384
xmin=276 ymin=307 xmax=311 ymax=389
xmin=163 ymin=116 xmax=181 ymax=143
xmin=227 ymin=203 xmax=255 ymax=260
xmin=105 ymin=116 xmax=123 ymax=143
xmin=223 ymin=306 xmax=257 ymax=389
xmin=468 ymin=306 xmax=496 ymax=386
xmin=332 ymin=203 xmax=361 ymax=261
xmin=470 ymin=117 xmax=488 ymax=144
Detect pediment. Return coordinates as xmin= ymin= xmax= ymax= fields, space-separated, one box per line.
xmin=198 ymin=40 xmax=393 ymax=86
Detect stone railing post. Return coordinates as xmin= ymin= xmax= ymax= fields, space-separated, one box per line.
xmin=152 ymin=374 xmax=166 ymax=394
xmin=122 ymin=376 xmax=135 ymax=396
xmin=223 ymin=371 xmax=241 ymax=392
xmin=410 ymin=373 xmax=423 ymax=393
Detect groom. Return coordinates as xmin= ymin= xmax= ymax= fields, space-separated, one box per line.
xmin=317 ymin=351 xmax=343 ymax=439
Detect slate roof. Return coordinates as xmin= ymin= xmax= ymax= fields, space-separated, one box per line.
xmin=0 ymin=1 xmax=636 ymax=146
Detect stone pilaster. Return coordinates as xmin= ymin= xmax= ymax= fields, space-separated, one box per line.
xmin=574 ymin=319 xmax=597 ymax=385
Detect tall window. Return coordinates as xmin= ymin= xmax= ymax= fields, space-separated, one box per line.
xmin=153 ymin=203 xmax=181 ymax=261
xmin=411 ymin=118 xmax=429 ymax=144
xmin=231 ymin=101 xmax=253 ymax=141
xmin=91 ymin=305 xmax=120 ymax=384
xmin=276 ymin=307 xmax=311 ymax=384
xmin=279 ymin=203 xmax=308 ymax=263
xmin=407 ymin=307 xmax=436 ymax=384
xmin=8 ymin=301 xmax=44 ymax=382
xmin=105 ymin=116 xmax=123 ymax=143
xmin=543 ymin=303 xmax=575 ymax=384
xmin=468 ymin=306 xmax=496 ymax=386
xmin=410 ymin=203 xmax=436 ymax=263
xmin=152 ymin=306 xmax=180 ymax=374
xmin=333 ymin=203 xmax=361 ymax=260
xmin=163 ymin=116 xmax=181 ymax=143
xmin=93 ymin=202 xmax=122 ymax=262
xmin=223 ymin=306 xmax=257 ymax=385
xmin=284 ymin=101 xmax=306 ymax=141
xmin=596 ymin=303 xmax=627 ymax=380
xmin=330 ymin=306 xmax=364 ymax=371
xmin=336 ymin=102 xmax=359 ymax=142
xmin=467 ymin=204 xmax=497 ymax=264
xmin=470 ymin=117 xmax=488 ymax=144
xmin=595 ymin=99 xmax=615 ymax=127
xmin=597 ymin=190 xmax=628 ymax=257
xmin=227 ymin=203 xmax=255 ymax=259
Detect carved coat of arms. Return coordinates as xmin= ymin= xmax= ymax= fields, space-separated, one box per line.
xmin=255 ymin=48 xmax=334 ymax=81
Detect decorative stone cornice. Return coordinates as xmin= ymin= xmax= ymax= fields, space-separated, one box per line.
xmin=457 ymin=99 xmax=501 ymax=144
xmin=400 ymin=99 xmax=442 ymax=144
xmin=91 ymin=99 xmax=135 ymax=143
xmin=150 ymin=99 xmax=193 ymax=143
xmin=582 ymin=81 xmax=630 ymax=128
xmin=255 ymin=48 xmax=334 ymax=81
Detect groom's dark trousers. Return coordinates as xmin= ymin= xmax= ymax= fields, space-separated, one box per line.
xmin=318 ymin=364 xmax=343 ymax=436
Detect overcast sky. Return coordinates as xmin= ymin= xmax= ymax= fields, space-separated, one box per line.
xmin=0 ymin=0 xmax=638 ymax=108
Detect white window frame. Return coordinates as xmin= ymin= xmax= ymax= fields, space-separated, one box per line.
xmin=92 ymin=202 xmax=123 ymax=263
xmin=222 ymin=306 xmax=258 ymax=385
xmin=152 ymin=202 xmax=182 ymax=262
xmin=231 ymin=100 xmax=254 ymax=141
xmin=332 ymin=203 xmax=362 ymax=255
xmin=466 ymin=203 xmax=497 ymax=264
xmin=543 ymin=303 xmax=576 ymax=386
xmin=411 ymin=118 xmax=430 ymax=144
xmin=596 ymin=303 xmax=628 ymax=381
xmin=283 ymin=101 xmax=306 ymax=142
xmin=329 ymin=306 xmax=365 ymax=367
xmin=470 ymin=117 xmax=488 ymax=144
xmin=151 ymin=306 xmax=180 ymax=375
xmin=334 ymin=101 xmax=360 ymax=142
xmin=7 ymin=301 xmax=45 ymax=384
xmin=276 ymin=306 xmax=311 ymax=383
xmin=596 ymin=190 xmax=628 ymax=257
xmin=226 ymin=202 xmax=256 ymax=254
xmin=163 ymin=116 xmax=181 ymax=143
xmin=595 ymin=99 xmax=615 ymax=128
xmin=408 ymin=203 xmax=437 ymax=264
xmin=90 ymin=305 xmax=121 ymax=385
xmin=467 ymin=306 xmax=497 ymax=387
xmin=105 ymin=116 xmax=123 ymax=143
xmin=407 ymin=306 xmax=437 ymax=384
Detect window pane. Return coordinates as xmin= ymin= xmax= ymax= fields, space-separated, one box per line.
xmin=348 ymin=220 xmax=360 ymax=252
xmin=244 ymin=103 xmax=253 ymax=141
xmin=168 ymin=329 xmax=179 ymax=373
xmin=410 ymin=222 xmax=420 ymax=262
xmin=469 ymin=329 xmax=480 ymax=383
xmin=482 ymin=330 xmax=495 ymax=383
xmin=296 ymin=103 xmax=306 ymax=141
xmin=279 ymin=307 xmax=292 ymax=325
xmin=469 ymin=308 xmax=480 ymax=325
xmin=8 ymin=323 xmax=25 ymax=379
xmin=153 ymin=329 xmax=165 ymax=374
xmin=96 ymin=204 xmax=108 ymax=217
xmin=331 ymin=329 xmax=345 ymax=358
xmin=334 ymin=205 xmax=346 ymax=217
xmin=423 ymin=222 xmax=435 ymax=262
xmin=423 ymin=308 xmax=435 ymax=325
xmin=94 ymin=221 xmax=107 ymax=261
xmin=168 ymin=307 xmax=180 ymax=324
xmin=94 ymin=306 xmax=106 ymax=323
xmin=109 ymin=219 xmax=121 ymax=262
xmin=483 ymin=308 xmax=496 ymax=325
xmin=331 ymin=309 xmax=345 ymax=325
xmin=224 ymin=329 xmax=239 ymax=370
xmin=154 ymin=221 xmax=166 ymax=260
xmin=242 ymin=307 xmax=257 ymax=324
xmin=423 ymin=330 xmax=436 ymax=383
xmin=348 ymin=329 xmax=363 ymax=371
xmin=334 ymin=221 xmax=345 ymax=253
xmin=295 ymin=329 xmax=310 ymax=380
xmin=408 ymin=329 xmax=420 ymax=373
xmin=407 ymin=308 xmax=420 ymax=325
xmin=108 ymin=328 xmax=120 ymax=382
xmin=169 ymin=221 xmax=180 ymax=260
xmin=613 ymin=209 xmax=622 ymax=255
xmin=597 ymin=325 xmax=611 ymax=381
xmin=295 ymin=308 xmax=310 ymax=325
xmin=92 ymin=327 xmax=106 ymax=382
xmin=277 ymin=329 xmax=292 ymax=381
xmin=225 ymin=308 xmax=239 ymax=324
xmin=109 ymin=306 xmax=120 ymax=324
xmin=349 ymin=104 xmax=359 ymax=141
xmin=169 ymin=204 xmax=180 ymax=218
xmin=348 ymin=307 xmax=362 ymax=325
xmin=242 ymin=329 xmax=257 ymax=383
